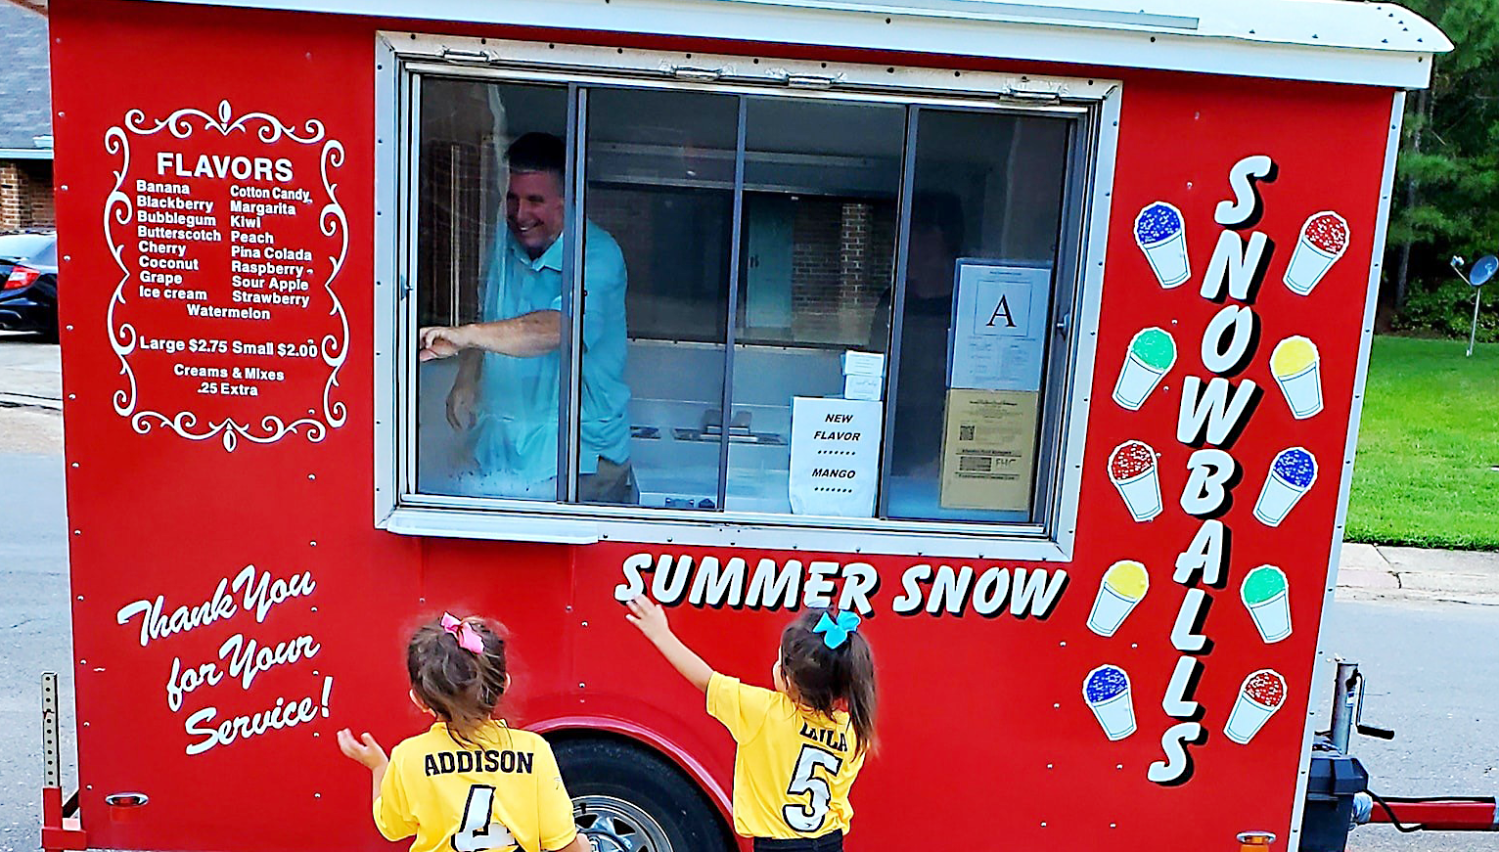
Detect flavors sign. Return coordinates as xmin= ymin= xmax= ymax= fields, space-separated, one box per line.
xmin=104 ymin=101 xmax=348 ymax=450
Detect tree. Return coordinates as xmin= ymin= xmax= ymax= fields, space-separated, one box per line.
xmin=1386 ymin=0 xmax=1499 ymax=335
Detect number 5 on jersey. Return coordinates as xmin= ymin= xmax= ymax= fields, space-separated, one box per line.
xmin=452 ymin=785 xmax=516 ymax=852
xmin=783 ymin=745 xmax=843 ymax=833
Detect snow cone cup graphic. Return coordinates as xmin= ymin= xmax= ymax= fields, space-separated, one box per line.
xmin=1284 ymin=211 xmax=1349 ymax=295
xmin=1225 ymin=669 xmax=1287 ymax=745
xmin=1109 ymin=440 xmax=1162 ymax=522
xmin=1271 ymin=336 xmax=1323 ymax=419
xmin=1113 ymin=328 xmax=1177 ymax=410
xmin=1254 ymin=447 xmax=1317 ymax=527
xmin=1241 ymin=565 xmax=1292 ymax=644
xmin=1135 ymin=202 xmax=1190 ymax=288
xmin=1088 ymin=560 xmax=1150 ymax=637
xmin=1084 ymin=665 xmax=1136 ymax=741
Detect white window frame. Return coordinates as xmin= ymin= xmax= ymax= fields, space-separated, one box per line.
xmin=373 ymin=32 xmax=1121 ymax=561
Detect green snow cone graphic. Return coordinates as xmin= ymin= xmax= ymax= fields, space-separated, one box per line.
xmin=1113 ymin=327 xmax=1176 ymax=410
xmin=1242 ymin=565 xmax=1291 ymax=643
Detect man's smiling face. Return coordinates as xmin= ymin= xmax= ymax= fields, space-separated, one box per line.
xmin=506 ymin=170 xmax=565 ymax=259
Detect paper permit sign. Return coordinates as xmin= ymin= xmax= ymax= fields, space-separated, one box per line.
xmin=938 ymin=388 xmax=1040 ymax=511
xmin=789 ymin=397 xmax=883 ymax=517
xmin=947 ymin=260 xmax=1052 ymax=393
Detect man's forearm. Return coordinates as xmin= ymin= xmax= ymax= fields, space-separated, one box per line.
xmin=461 ymin=310 xmax=562 ymax=357
xmin=455 ymin=349 xmax=483 ymax=385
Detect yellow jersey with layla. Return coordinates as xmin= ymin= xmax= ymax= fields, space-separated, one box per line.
xmin=374 ymin=721 xmax=577 ymax=852
xmin=707 ymin=672 xmax=865 ymax=840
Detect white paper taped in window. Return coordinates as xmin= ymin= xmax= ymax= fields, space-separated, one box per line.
xmin=947 ymin=260 xmax=1052 ymax=393
xmin=788 ymin=397 xmax=883 ymax=517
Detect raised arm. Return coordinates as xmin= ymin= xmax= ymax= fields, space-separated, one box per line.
xmin=418 ymin=310 xmax=563 ymax=362
xmin=625 ymin=596 xmax=714 ymax=693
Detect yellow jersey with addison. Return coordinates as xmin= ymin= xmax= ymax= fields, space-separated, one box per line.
xmin=707 ymin=672 xmax=865 ymax=839
xmin=374 ymin=721 xmax=577 ymax=852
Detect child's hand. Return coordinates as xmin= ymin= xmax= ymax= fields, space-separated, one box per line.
xmin=625 ymin=596 xmax=672 ymax=643
xmin=337 ymin=728 xmax=389 ymax=770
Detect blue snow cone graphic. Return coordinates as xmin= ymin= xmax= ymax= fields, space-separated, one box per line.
xmin=1135 ymin=202 xmax=1183 ymax=245
xmin=1085 ymin=665 xmax=1130 ymax=703
xmin=1272 ymin=447 xmax=1317 ymax=489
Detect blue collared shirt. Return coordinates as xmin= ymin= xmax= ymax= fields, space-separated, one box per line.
xmin=469 ymin=223 xmax=631 ymax=487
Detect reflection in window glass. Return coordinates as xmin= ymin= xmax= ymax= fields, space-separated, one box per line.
xmin=725 ymin=97 xmax=905 ymax=514
xmin=583 ymin=88 xmax=739 ymax=507
xmin=414 ymin=80 xmax=570 ymax=500
xmin=884 ymin=109 xmax=1070 ymax=523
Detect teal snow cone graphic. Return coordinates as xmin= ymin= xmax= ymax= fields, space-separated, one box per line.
xmin=1134 ymin=201 xmax=1190 ymax=288
xmin=1254 ymin=447 xmax=1317 ymax=527
xmin=1241 ymin=565 xmax=1291 ymax=643
xmin=1113 ymin=327 xmax=1177 ymax=411
xmin=1083 ymin=664 xmax=1136 ymax=740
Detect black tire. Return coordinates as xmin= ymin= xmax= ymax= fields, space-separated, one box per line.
xmin=552 ymin=736 xmax=732 ymax=852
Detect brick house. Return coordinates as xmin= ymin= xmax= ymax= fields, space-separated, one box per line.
xmin=0 ymin=0 xmax=52 ymax=231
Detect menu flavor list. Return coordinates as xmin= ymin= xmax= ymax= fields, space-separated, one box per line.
xmin=106 ymin=102 xmax=348 ymax=451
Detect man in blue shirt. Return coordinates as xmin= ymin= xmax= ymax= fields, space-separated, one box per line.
xmin=418 ymin=133 xmax=635 ymax=504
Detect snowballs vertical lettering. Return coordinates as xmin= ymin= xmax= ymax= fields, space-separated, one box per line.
xmin=113 ymin=564 xmax=329 ymax=755
xmin=1098 ymin=154 xmax=1335 ymax=783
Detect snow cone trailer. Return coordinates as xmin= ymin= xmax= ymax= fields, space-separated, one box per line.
xmin=39 ymin=0 xmax=1457 ymax=850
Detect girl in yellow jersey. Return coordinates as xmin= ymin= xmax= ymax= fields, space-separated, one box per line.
xmin=626 ymin=597 xmax=877 ymax=852
xmin=336 ymin=614 xmax=589 ymax=852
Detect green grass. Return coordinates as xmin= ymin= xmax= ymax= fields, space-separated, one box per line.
xmin=1345 ymin=336 xmax=1499 ymax=550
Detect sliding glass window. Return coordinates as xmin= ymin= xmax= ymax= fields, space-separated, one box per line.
xmin=405 ymin=65 xmax=1087 ymax=533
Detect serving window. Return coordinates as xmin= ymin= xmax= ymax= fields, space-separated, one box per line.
xmin=382 ymin=36 xmax=1117 ymax=556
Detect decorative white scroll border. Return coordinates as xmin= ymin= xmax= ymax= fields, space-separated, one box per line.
xmin=104 ymin=100 xmax=349 ymax=451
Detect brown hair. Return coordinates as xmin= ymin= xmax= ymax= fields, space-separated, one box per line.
xmin=779 ymin=608 xmax=878 ymax=755
xmin=406 ymin=615 xmax=509 ymax=745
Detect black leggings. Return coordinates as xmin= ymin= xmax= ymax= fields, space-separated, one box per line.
xmin=753 ymin=831 xmax=844 ymax=852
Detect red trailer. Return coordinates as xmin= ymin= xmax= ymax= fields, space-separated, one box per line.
xmin=41 ymin=0 xmax=1450 ymax=849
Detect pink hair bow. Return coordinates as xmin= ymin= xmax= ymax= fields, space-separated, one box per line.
xmin=441 ymin=613 xmax=486 ymax=655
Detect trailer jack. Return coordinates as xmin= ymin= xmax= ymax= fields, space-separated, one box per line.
xmin=40 ymin=672 xmax=88 ymax=852
xmin=1304 ymin=660 xmax=1498 ymax=851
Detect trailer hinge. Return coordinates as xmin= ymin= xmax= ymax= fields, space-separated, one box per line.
xmin=777 ymin=72 xmax=841 ymax=90
xmin=666 ymin=65 xmax=726 ymax=82
xmin=1002 ymin=78 xmax=1067 ymax=104
xmin=441 ymin=47 xmax=498 ymax=65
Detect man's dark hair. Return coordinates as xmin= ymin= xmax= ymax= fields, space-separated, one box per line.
xmin=506 ymin=132 xmax=566 ymax=178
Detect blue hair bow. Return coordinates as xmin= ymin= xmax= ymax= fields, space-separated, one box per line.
xmin=813 ymin=610 xmax=861 ymax=649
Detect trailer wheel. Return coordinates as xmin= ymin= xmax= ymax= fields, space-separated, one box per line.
xmin=554 ymin=737 xmax=731 ymax=852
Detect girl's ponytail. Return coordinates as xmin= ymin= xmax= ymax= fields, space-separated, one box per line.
xmin=841 ymin=630 xmax=878 ymax=756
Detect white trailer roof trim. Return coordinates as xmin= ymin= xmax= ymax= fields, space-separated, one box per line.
xmin=137 ymin=0 xmax=1449 ymax=87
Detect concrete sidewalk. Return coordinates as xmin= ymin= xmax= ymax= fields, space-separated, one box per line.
xmin=1338 ymin=543 xmax=1499 ymax=606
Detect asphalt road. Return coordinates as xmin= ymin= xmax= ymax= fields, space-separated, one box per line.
xmin=1329 ymin=599 xmax=1499 ymax=852
xmin=0 ymin=335 xmax=1495 ymax=851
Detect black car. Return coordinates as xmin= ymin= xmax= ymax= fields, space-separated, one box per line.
xmin=0 ymin=231 xmax=58 ymax=338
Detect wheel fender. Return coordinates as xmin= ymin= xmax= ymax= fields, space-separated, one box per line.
xmin=532 ymin=716 xmax=732 ymax=822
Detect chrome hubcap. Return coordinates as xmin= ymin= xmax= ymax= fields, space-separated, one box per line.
xmin=574 ymin=794 xmax=673 ymax=852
